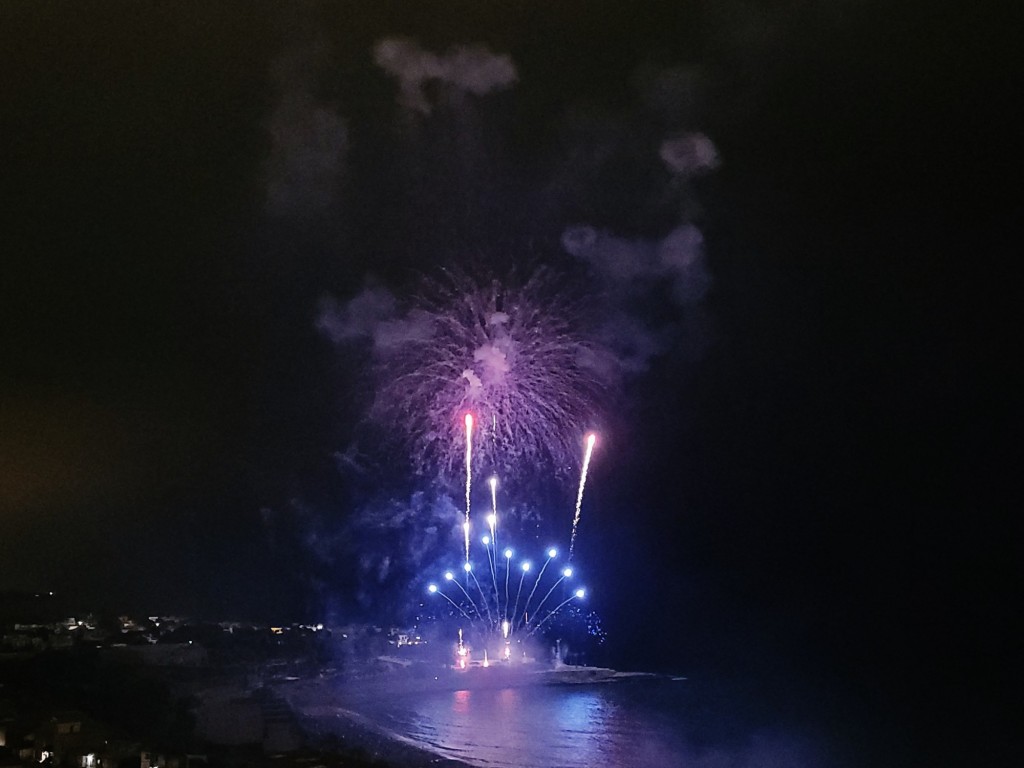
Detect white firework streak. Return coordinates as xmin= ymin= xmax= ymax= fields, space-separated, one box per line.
xmin=568 ymin=433 xmax=597 ymax=560
xmin=464 ymin=413 xmax=473 ymax=564
xmin=369 ymin=269 xmax=608 ymax=490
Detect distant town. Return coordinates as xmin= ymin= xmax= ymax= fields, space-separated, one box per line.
xmin=0 ymin=590 xmax=440 ymax=768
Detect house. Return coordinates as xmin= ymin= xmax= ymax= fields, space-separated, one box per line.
xmin=29 ymin=711 xmax=108 ymax=767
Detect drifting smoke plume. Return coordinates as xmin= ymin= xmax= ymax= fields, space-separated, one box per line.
xmin=264 ymin=43 xmax=348 ymax=217
xmin=344 ymin=492 xmax=462 ymax=613
xmin=374 ymin=38 xmax=517 ymax=114
xmin=558 ymin=130 xmax=718 ymax=372
xmin=562 ymin=223 xmax=711 ymax=307
xmin=659 ymin=132 xmax=720 ymax=178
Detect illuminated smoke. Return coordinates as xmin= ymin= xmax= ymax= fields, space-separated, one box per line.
xmin=659 ymin=132 xmax=720 ymax=177
xmin=374 ymin=38 xmax=517 ymax=114
xmin=264 ymin=43 xmax=347 ymax=218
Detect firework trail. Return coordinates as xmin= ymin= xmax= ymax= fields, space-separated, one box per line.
xmin=512 ymin=560 xmax=529 ymax=627
xmin=464 ymin=413 xmax=473 ymax=564
xmin=428 ymin=547 xmax=589 ymax=648
xmin=486 ymin=476 xmax=500 ymax=605
xmin=520 ymin=547 xmax=556 ymax=627
xmin=488 ymin=476 xmax=498 ymax=523
xmin=569 ymin=433 xmax=597 ymax=560
xmin=522 ymin=566 xmax=571 ymax=631
xmin=447 ymin=568 xmax=484 ymax=621
xmin=503 ymin=548 xmax=512 ymax=620
xmin=429 ymin=583 xmax=474 ymax=622
xmin=527 ymin=588 xmax=585 ymax=637
xmin=468 ymin=564 xmax=495 ymax=625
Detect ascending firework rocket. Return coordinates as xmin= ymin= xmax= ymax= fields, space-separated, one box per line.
xmin=464 ymin=413 xmax=473 ymax=564
xmin=569 ymin=432 xmax=597 ymax=560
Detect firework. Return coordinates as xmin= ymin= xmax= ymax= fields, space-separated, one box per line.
xmin=365 ymin=269 xmax=608 ymax=491
xmin=427 ymin=544 xmax=586 ymax=653
xmin=568 ymin=433 xmax=597 ymax=560
xmin=423 ymin=437 xmax=599 ymax=662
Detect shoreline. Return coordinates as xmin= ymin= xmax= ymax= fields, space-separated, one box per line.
xmin=277 ymin=664 xmax=670 ymax=767
xmin=297 ymin=702 xmax=474 ymax=768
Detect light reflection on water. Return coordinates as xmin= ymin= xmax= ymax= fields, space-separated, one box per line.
xmin=344 ymin=679 xmax=821 ymax=768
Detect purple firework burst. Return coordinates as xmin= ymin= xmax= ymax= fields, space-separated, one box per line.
xmin=365 ymin=268 xmax=610 ymax=489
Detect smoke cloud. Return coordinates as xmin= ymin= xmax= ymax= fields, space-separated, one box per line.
xmin=374 ymin=37 xmax=517 ymax=114
xmin=660 ymin=132 xmax=720 ymax=177
xmin=264 ymin=44 xmax=348 ymax=217
xmin=563 ymin=223 xmax=710 ymax=305
xmin=317 ymin=284 xmax=434 ymax=350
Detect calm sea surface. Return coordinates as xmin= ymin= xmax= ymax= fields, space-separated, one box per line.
xmin=333 ymin=677 xmax=833 ymax=768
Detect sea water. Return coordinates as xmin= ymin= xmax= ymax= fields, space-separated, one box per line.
xmin=338 ymin=677 xmax=832 ymax=768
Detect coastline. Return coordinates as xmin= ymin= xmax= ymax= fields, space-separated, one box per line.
xmin=297 ymin=701 xmax=474 ymax=768
xmin=281 ymin=672 xmax=474 ymax=767
xmin=277 ymin=665 xmax=666 ymax=768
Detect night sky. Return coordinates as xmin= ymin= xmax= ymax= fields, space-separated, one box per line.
xmin=2 ymin=2 xmax=1020 ymax=764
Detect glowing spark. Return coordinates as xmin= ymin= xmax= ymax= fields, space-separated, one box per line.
xmin=569 ymin=432 xmax=597 ymax=560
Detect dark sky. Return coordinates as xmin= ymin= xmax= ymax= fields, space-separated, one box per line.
xmin=2 ymin=1 xmax=1020 ymax=762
